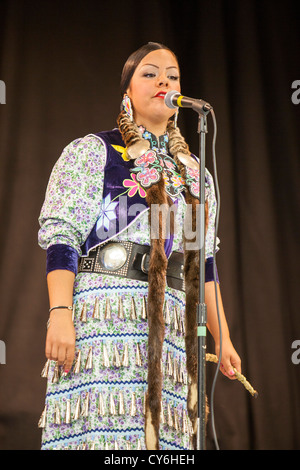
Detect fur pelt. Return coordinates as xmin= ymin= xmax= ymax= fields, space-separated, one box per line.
xmin=117 ymin=110 xmax=209 ymax=449
xmin=144 ymin=180 xmax=169 ymax=449
xmin=183 ymin=191 xmax=210 ymax=448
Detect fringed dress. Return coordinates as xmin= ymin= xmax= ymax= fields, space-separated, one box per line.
xmin=38 ymin=128 xmax=219 ymax=450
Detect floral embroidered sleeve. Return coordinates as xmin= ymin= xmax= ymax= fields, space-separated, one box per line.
xmin=38 ymin=134 xmax=107 ymax=275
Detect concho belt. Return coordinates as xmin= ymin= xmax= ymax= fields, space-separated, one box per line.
xmin=78 ymin=241 xmax=185 ymax=292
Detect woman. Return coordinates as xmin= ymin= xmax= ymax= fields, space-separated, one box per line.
xmin=38 ymin=42 xmax=241 ymax=450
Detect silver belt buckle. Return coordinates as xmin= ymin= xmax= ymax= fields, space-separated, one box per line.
xmin=99 ymin=243 xmax=128 ymax=271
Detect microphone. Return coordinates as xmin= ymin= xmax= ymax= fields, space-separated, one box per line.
xmin=165 ymin=90 xmax=212 ymax=114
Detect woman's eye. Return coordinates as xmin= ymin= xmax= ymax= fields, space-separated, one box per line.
xmin=143 ymin=73 xmax=156 ymax=78
xmin=142 ymin=72 xmax=179 ymax=80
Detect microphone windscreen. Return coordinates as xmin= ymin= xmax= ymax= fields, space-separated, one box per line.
xmin=164 ymin=90 xmax=180 ymax=109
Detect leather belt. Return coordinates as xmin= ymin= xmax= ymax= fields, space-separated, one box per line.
xmin=78 ymin=241 xmax=185 ymax=292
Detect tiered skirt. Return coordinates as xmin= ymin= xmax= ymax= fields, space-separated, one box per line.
xmin=39 ymin=272 xmax=192 ymax=450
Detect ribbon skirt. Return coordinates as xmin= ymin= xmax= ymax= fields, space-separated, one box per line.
xmin=39 ymin=272 xmax=193 ymax=450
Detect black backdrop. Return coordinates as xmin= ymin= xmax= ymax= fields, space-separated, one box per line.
xmin=0 ymin=0 xmax=299 ymax=450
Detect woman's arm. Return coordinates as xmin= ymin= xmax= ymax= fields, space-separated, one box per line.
xmin=38 ymin=136 xmax=107 ymax=373
xmin=205 ymin=280 xmax=241 ymax=380
xmin=45 ymin=269 xmax=76 ymax=374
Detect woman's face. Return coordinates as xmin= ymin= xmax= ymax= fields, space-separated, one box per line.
xmin=126 ymin=49 xmax=181 ymax=131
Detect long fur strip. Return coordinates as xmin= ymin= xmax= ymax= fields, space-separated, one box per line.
xmin=183 ymin=192 xmax=210 ymax=449
xmin=117 ymin=111 xmax=210 ymax=448
xmin=183 ymin=192 xmax=199 ymax=424
xmin=144 ymin=180 xmax=169 ymax=450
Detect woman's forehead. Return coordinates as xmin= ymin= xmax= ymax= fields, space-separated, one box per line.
xmin=137 ymin=49 xmax=179 ymax=70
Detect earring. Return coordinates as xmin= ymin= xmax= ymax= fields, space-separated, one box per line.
xmin=121 ymin=93 xmax=133 ymax=122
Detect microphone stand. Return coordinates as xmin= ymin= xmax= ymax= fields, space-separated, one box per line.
xmin=194 ymin=102 xmax=212 ymax=451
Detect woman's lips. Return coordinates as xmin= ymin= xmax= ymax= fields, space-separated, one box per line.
xmin=154 ymin=91 xmax=167 ymax=99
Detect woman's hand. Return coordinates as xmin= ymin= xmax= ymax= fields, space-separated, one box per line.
xmin=45 ymin=269 xmax=76 ymax=373
xmin=45 ymin=309 xmax=76 ymax=373
xmin=205 ymin=281 xmax=242 ymax=380
xmin=215 ymin=337 xmax=241 ymax=380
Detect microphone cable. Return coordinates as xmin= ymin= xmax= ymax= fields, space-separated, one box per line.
xmin=208 ymin=108 xmax=222 ymax=450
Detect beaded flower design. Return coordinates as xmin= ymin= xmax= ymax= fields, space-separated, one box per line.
xmin=128 ymin=128 xmax=200 ymax=199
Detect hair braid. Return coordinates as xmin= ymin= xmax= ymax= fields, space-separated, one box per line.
xmin=166 ymin=119 xmax=189 ymax=182
xmin=117 ymin=110 xmax=142 ymax=148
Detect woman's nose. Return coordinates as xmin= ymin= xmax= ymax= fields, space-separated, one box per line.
xmin=157 ymin=75 xmax=169 ymax=87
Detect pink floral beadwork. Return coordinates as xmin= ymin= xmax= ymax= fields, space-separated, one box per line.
xmin=135 ymin=150 xmax=156 ymax=167
xmin=136 ymin=166 xmax=160 ymax=187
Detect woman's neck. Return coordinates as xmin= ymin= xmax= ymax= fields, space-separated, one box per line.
xmin=136 ymin=119 xmax=168 ymax=139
